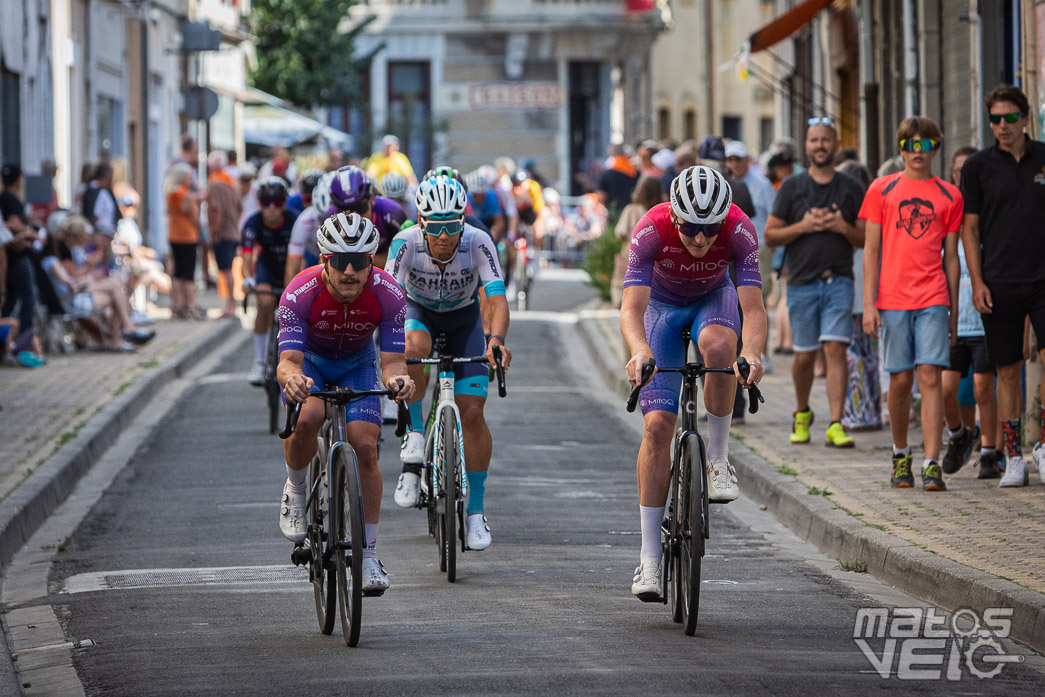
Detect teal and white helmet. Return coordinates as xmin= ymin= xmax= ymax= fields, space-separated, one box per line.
xmin=415 ymin=174 xmax=468 ymax=219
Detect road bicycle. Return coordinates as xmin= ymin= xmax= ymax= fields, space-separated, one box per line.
xmin=626 ymin=329 xmax=763 ymax=635
xmin=281 ymin=384 xmax=409 ymax=647
xmin=406 ymin=335 xmax=506 ymax=582
xmin=245 ymin=287 xmax=284 ymax=434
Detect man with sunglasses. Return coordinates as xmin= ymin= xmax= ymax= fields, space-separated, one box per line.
xmin=961 ymin=84 xmax=1045 ymax=487
xmin=861 ymin=116 xmax=962 ymax=491
xmin=242 ymin=176 xmax=300 ymax=385
xmin=765 ymin=117 xmax=866 ymax=449
xmin=277 ymin=212 xmax=414 ymax=593
xmin=621 ymin=165 xmax=767 ymax=600
xmin=385 ymin=174 xmax=512 ymax=552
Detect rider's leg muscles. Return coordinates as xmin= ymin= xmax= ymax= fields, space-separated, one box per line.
xmin=254 ymin=286 xmax=275 ymax=366
xmin=457 ymin=391 xmax=491 ymax=514
xmin=637 ymin=410 xmax=675 ymax=562
xmin=404 ymin=326 xmax=432 ymax=434
xmin=282 ymin=396 xmax=323 ymax=485
xmin=347 ymin=420 xmax=383 ymax=557
xmin=698 ymin=324 xmax=739 ymax=462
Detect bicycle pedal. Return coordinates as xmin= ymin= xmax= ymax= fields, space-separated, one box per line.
xmin=362 ymin=588 xmax=386 ymax=598
xmin=636 ymin=592 xmax=664 ymax=604
xmin=290 ymin=544 xmax=311 ymax=567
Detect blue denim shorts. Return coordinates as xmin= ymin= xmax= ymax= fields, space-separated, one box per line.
xmin=786 ymin=276 xmax=854 ymax=352
xmin=880 ymin=305 xmax=950 ymax=373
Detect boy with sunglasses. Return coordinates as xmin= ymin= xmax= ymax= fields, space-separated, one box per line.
xmin=277 ymin=212 xmax=415 ymax=593
xmin=242 ymin=177 xmax=300 ymax=385
xmin=861 ymin=116 xmax=961 ymax=491
xmin=961 ymin=84 xmax=1045 ymax=487
xmin=621 ymin=165 xmax=767 ymax=600
xmin=385 ymin=175 xmax=513 ymax=552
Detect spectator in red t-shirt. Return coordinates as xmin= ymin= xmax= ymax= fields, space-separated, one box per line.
xmin=861 ymin=116 xmax=962 ymax=492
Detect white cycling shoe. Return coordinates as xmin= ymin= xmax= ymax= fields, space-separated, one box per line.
xmin=279 ymin=480 xmax=307 ymax=542
xmin=394 ymin=471 xmax=421 ymax=508
xmin=361 ymin=557 xmax=390 ymax=594
xmin=707 ymin=459 xmax=739 ymax=502
xmin=248 ymin=362 xmax=265 ymax=386
xmin=381 ymin=397 xmax=399 ymax=424
xmin=631 ymin=559 xmax=663 ymax=601
xmin=400 ymin=431 xmax=425 ymax=465
xmin=465 ymin=514 xmax=492 ymax=550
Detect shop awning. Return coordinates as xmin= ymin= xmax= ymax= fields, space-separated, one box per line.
xmin=242 ymin=103 xmax=353 ymax=151
xmin=747 ymin=0 xmax=833 ymax=53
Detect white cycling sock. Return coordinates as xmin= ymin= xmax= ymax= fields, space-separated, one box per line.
xmin=639 ymin=505 xmax=664 ymax=563
xmin=286 ymin=463 xmax=308 ymax=493
xmin=253 ymin=332 xmax=267 ymax=365
xmin=364 ymin=523 xmax=378 ymax=559
xmin=706 ymin=412 xmax=732 ymax=462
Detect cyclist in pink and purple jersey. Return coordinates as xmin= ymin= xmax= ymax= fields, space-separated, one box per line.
xmin=276 ymin=211 xmax=415 ymax=594
xmin=621 ymin=166 xmax=767 ymax=600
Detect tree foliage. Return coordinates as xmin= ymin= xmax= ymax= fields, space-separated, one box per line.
xmin=248 ymin=0 xmax=374 ymax=108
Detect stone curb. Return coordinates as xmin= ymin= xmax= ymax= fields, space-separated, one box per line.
xmin=576 ymin=314 xmax=1045 ymax=656
xmin=0 ymin=318 xmax=244 ymax=696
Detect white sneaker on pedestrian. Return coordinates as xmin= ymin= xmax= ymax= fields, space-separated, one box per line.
xmin=1032 ymin=443 xmax=1045 ymax=481
xmin=248 ymin=362 xmax=265 ymax=386
xmin=279 ymin=480 xmax=307 ymax=542
xmin=631 ymin=559 xmax=663 ymax=600
xmin=707 ymin=458 xmax=739 ymax=502
xmin=361 ymin=557 xmax=390 ymax=594
xmin=393 ymin=471 xmax=421 ymax=508
xmin=400 ymin=431 xmax=425 ymax=465
xmin=382 ymin=397 xmax=399 ymax=423
xmin=1000 ymin=457 xmax=1029 ymax=487
xmin=466 ymin=513 xmax=492 ymax=550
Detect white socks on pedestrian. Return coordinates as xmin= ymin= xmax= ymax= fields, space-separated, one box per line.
xmin=286 ymin=462 xmax=307 ymax=493
xmin=639 ymin=505 xmax=665 ymax=563
xmin=254 ymin=332 xmax=267 ymax=366
xmin=893 ymin=445 xmax=911 ymax=457
xmin=706 ymin=412 xmax=732 ymax=462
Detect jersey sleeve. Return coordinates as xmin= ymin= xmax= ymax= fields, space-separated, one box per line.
xmin=385 ymin=229 xmax=413 ymax=287
xmin=858 ymin=178 xmax=883 ymax=224
xmin=729 ymin=214 xmax=763 ymax=288
xmin=277 ymin=278 xmax=310 ymax=355
xmin=288 ymin=210 xmax=314 ymax=256
xmin=622 ymin=212 xmax=660 ymax=289
xmin=475 ymin=230 xmax=505 ymax=297
xmin=374 ymin=271 xmax=407 ymax=354
xmin=959 ymin=157 xmax=982 ymax=216
xmin=241 ymin=212 xmax=260 ymax=251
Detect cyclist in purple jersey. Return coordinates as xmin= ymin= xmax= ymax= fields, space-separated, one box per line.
xmin=621 ymin=166 xmax=767 ymax=600
xmin=276 ymin=212 xmax=414 ymax=593
xmin=372 ymin=195 xmax=407 ymax=264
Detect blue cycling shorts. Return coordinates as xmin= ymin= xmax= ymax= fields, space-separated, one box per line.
xmin=282 ymin=342 xmax=381 ymax=426
xmin=405 ymin=299 xmax=488 ymax=398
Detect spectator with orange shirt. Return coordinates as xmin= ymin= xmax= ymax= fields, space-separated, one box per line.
xmin=166 ymin=163 xmax=203 ymax=319
xmin=207 ymin=152 xmax=242 ymax=318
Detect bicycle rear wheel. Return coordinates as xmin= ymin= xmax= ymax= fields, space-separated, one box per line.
xmin=674 ymin=433 xmax=706 ymax=635
xmin=265 ymin=329 xmax=280 ymax=434
xmin=308 ymin=454 xmax=336 ymax=635
xmin=335 ymin=447 xmax=364 ymax=647
xmin=438 ymin=408 xmax=458 ymax=582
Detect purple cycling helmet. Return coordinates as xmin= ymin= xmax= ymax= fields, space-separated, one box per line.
xmin=326 ymin=165 xmax=373 ymax=214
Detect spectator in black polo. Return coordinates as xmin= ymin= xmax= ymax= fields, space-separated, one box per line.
xmin=961 ymin=83 xmax=1045 ymax=487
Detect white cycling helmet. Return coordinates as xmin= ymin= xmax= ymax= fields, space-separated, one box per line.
xmin=670 ymin=165 xmax=733 ymax=225
xmin=379 ymin=172 xmax=408 ymax=200
xmin=415 ymin=174 xmax=468 ymax=219
xmin=464 ymin=169 xmax=485 ymax=193
xmin=312 ymin=171 xmax=335 ymax=217
xmin=316 ymin=211 xmax=380 ymax=255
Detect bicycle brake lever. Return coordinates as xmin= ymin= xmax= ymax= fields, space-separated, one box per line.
xmin=626 ymin=358 xmax=656 ymax=413
xmin=492 ymin=344 xmax=507 ymax=398
xmin=279 ymin=402 xmax=302 ymax=439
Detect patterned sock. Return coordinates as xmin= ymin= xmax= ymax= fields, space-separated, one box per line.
xmin=466 ymin=471 xmax=488 ymax=515
xmin=1003 ymin=419 xmax=1022 ymax=458
xmin=364 ymin=523 xmax=378 ymax=559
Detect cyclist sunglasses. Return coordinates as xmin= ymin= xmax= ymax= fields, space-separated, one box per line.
xmin=900 ymin=138 xmax=938 ymax=153
xmin=423 ymin=219 xmax=464 ymax=237
xmin=807 ymin=117 xmax=836 ymax=127
xmin=323 ymin=252 xmax=372 ymax=271
xmin=259 ymin=197 xmax=284 ymax=208
xmin=676 ymin=219 xmax=722 ymax=238
xmin=341 ymin=199 xmax=372 ymax=215
xmin=988 ymin=111 xmax=1022 ymax=125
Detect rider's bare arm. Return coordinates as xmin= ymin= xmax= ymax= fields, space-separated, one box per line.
xmin=277 ymin=349 xmax=313 ymax=403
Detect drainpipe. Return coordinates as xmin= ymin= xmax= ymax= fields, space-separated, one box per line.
xmin=902 ymin=0 xmax=919 ymax=115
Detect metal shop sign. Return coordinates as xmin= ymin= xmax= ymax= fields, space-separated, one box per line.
xmin=468 ymin=82 xmax=563 ymax=110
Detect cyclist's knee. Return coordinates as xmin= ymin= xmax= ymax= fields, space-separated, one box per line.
xmin=457 ymin=398 xmax=487 ymax=429
xmin=353 ymin=439 xmax=379 ymax=468
xmin=404 ymin=328 xmax=431 ymax=358
xmin=642 ymin=411 xmax=675 ymax=442
xmin=698 ymin=330 xmax=737 ymax=367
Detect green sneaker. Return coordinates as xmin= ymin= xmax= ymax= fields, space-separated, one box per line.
xmin=922 ymin=461 xmax=947 ymax=491
xmin=890 ymin=452 xmax=914 ymax=488
xmin=790 ymin=409 xmax=813 ymax=444
xmin=825 ymin=421 xmax=855 ymax=448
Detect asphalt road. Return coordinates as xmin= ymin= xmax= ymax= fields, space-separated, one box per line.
xmin=42 ymin=271 xmax=1045 ymax=695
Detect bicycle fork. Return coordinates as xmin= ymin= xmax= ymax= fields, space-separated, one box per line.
xmin=423 ymin=370 xmax=468 ymax=504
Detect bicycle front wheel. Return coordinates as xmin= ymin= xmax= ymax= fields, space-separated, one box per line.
xmin=308 ymin=454 xmax=336 ymax=635
xmin=438 ymin=408 xmax=458 ymax=582
xmin=265 ymin=330 xmax=281 ymax=434
xmin=335 ymin=447 xmax=364 ymax=647
xmin=674 ymin=433 xmax=706 ymax=636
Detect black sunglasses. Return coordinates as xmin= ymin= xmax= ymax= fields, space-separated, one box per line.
xmin=323 ymin=252 xmax=372 ymax=271
xmin=988 ymin=112 xmax=1022 ymax=125
xmin=259 ymin=197 xmax=285 ymax=208
xmin=674 ymin=216 xmax=722 ymax=238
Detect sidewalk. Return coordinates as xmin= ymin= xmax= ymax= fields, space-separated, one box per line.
xmin=578 ymin=306 xmax=1045 ymax=653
